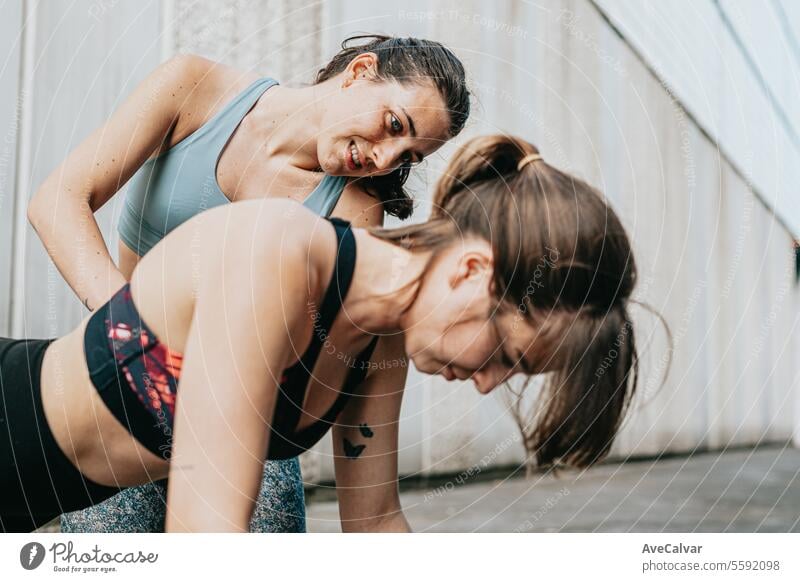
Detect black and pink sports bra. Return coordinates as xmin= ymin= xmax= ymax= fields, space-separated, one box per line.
xmin=83 ymin=217 xmax=378 ymax=460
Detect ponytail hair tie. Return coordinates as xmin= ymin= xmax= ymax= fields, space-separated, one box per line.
xmin=517 ymin=153 xmax=543 ymax=171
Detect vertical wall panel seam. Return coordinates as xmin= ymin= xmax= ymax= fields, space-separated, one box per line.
xmin=161 ymin=0 xmax=176 ymax=60
xmin=0 ymin=2 xmax=24 ymax=336
xmin=10 ymin=0 xmax=37 ymax=337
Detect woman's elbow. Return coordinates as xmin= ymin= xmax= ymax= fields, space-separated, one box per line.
xmin=27 ymin=190 xmax=48 ymax=232
xmin=28 ymin=185 xmax=89 ymax=234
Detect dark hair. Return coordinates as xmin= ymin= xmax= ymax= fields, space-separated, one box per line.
xmin=372 ymin=134 xmax=671 ymax=470
xmin=316 ymin=34 xmax=471 ymax=220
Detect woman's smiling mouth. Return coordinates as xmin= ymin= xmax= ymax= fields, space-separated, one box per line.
xmin=346 ymin=140 xmax=363 ymax=171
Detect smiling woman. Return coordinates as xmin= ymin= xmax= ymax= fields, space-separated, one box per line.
xmin=314 ymin=35 xmax=471 ymax=218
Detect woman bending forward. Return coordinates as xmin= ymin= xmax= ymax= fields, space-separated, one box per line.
xmin=1 ymin=135 xmax=641 ymax=532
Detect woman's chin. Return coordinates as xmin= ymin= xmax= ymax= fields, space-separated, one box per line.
xmin=319 ymin=157 xmax=336 ymax=175
xmin=420 ymin=359 xmax=456 ymax=381
xmin=409 ymin=354 xmax=437 ymax=376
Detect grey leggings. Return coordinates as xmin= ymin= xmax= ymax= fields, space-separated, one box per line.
xmin=61 ymin=457 xmax=306 ymax=532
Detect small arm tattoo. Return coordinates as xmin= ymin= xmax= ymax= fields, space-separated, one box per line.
xmin=82 ymin=297 xmax=94 ymax=312
xmin=343 ymin=437 xmax=366 ymax=459
xmin=358 ymin=423 xmax=374 ymax=438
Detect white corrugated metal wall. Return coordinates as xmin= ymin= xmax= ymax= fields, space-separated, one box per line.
xmin=2 ymin=0 xmax=163 ymax=340
xmin=2 ymin=1 xmax=798 ymax=484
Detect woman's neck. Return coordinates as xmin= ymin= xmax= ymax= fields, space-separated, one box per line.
xmin=346 ymin=231 xmax=431 ymax=335
xmin=249 ymin=80 xmax=337 ymax=171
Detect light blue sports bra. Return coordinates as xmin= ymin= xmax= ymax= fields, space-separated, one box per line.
xmin=118 ymin=77 xmax=349 ymax=256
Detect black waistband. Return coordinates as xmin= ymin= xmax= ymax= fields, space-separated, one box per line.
xmin=0 ymin=337 xmax=121 ymax=531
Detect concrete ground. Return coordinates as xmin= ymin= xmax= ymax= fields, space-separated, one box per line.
xmin=305 ymin=444 xmax=800 ymax=532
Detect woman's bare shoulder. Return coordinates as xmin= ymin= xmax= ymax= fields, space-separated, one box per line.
xmin=334 ymin=181 xmax=385 ymax=228
xmin=217 ymin=199 xmax=338 ymax=263
xmin=164 ymin=54 xmax=260 ymax=146
xmin=223 ymin=199 xmax=339 ymax=301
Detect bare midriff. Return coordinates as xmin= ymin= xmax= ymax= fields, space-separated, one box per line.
xmin=39 ymin=318 xmax=170 ymax=488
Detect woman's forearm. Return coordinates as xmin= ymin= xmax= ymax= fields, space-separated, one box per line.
xmin=28 ymin=190 xmax=127 ymax=311
xmin=26 ymin=57 xmax=199 ymax=311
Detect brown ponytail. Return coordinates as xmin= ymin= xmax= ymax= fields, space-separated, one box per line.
xmin=372 ymin=134 xmax=669 ymax=470
xmin=431 ymin=134 xmax=539 ymax=216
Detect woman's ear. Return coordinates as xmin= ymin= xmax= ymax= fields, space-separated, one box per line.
xmin=448 ymin=242 xmax=494 ymax=289
xmin=342 ymin=52 xmax=379 ymax=87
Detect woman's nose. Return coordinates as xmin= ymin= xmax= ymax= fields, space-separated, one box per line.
xmin=472 ymin=364 xmax=516 ymax=394
xmin=471 ymin=368 xmax=502 ymax=394
xmin=371 ymin=141 xmax=402 ymax=171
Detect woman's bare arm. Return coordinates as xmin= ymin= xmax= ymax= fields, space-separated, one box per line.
xmin=164 ymin=215 xmax=314 ymax=532
xmin=27 ymin=54 xmax=212 ymax=311
xmin=328 ymin=184 xmax=407 ymax=531
xmin=332 ymin=333 xmax=411 ymax=532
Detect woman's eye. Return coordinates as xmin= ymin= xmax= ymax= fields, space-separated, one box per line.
xmin=390 ymin=114 xmax=403 ymax=133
